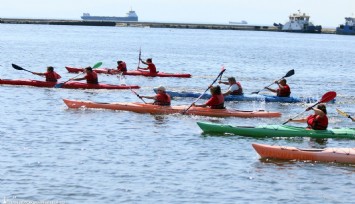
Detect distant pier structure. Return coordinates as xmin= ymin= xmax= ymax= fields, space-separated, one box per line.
xmin=0 ymin=17 xmax=335 ymax=33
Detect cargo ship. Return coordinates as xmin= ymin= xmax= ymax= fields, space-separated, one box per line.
xmin=81 ymin=10 xmax=138 ymax=22
xmin=273 ymin=10 xmax=322 ymax=33
xmin=336 ymin=17 xmax=355 ymax=35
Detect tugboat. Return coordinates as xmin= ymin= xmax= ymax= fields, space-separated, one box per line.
xmin=81 ymin=10 xmax=138 ymax=22
xmin=336 ymin=17 xmax=355 ymax=35
xmin=274 ymin=10 xmax=322 ymax=33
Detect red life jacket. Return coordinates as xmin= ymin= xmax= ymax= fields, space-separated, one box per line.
xmin=307 ymin=114 xmax=328 ymax=130
xmin=277 ymin=84 xmax=291 ymax=97
xmin=148 ymin=63 xmax=157 ymax=74
xmin=154 ymin=93 xmax=171 ymax=106
xmin=230 ymin=82 xmax=243 ymax=95
xmin=117 ymin=62 xmax=127 ymax=72
xmin=44 ymin=71 xmax=61 ymax=82
xmin=206 ymin=94 xmax=225 ymax=109
xmin=85 ymin=71 xmax=98 ymax=84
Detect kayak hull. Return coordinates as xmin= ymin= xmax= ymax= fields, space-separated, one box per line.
xmin=0 ymin=79 xmax=140 ymax=89
xmin=252 ymin=143 xmax=355 ymax=164
xmin=157 ymin=90 xmax=332 ymax=103
xmin=196 ymin=122 xmax=355 ymax=139
xmin=65 ymin=66 xmax=192 ymax=78
xmin=63 ymin=99 xmax=281 ymax=118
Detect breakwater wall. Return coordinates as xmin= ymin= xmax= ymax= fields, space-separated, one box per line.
xmin=0 ymin=18 xmax=336 ymax=34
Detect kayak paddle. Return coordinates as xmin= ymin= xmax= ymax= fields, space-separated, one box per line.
xmin=182 ymin=67 xmax=226 ymax=114
xmin=130 ymin=88 xmax=147 ymax=104
xmin=54 ymin=62 xmax=102 ymax=88
xmin=12 ymin=64 xmax=35 ymax=74
xmin=283 ymin=91 xmax=337 ymax=125
xmin=336 ymin=108 xmax=354 ymax=121
xmin=252 ymin=69 xmax=295 ymax=94
xmin=137 ymin=47 xmax=141 ymax=69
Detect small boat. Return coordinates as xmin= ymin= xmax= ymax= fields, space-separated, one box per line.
xmin=336 ymin=17 xmax=355 ymax=35
xmin=274 ymin=10 xmax=322 ymax=33
xmin=196 ymin=122 xmax=355 ymax=139
xmin=81 ymin=10 xmax=138 ymax=22
xmin=155 ymin=89 xmax=324 ymax=103
xmin=65 ymin=66 xmax=192 ymax=78
xmin=0 ymin=79 xmax=140 ymax=90
xmin=229 ymin=20 xmax=248 ymax=25
xmin=63 ymin=99 xmax=281 ymax=118
xmin=252 ymin=143 xmax=355 ymax=164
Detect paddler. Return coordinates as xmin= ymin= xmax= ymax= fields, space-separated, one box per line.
xmin=264 ymin=79 xmax=291 ymax=97
xmin=32 ymin=66 xmax=61 ymax=82
xmin=192 ymin=85 xmax=225 ymax=109
xmin=218 ymin=77 xmax=243 ymax=96
xmin=139 ymin=85 xmax=171 ymax=106
xmin=107 ymin=60 xmax=127 ymax=74
xmin=71 ymin=67 xmax=98 ymax=84
xmin=138 ymin=58 xmax=157 ymax=74
xmin=287 ymin=104 xmax=328 ymax=130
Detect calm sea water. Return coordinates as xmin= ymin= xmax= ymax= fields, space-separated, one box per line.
xmin=0 ymin=24 xmax=354 ymax=204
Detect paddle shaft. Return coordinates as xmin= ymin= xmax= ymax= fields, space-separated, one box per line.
xmin=252 ymin=69 xmax=294 ymax=94
xmin=183 ymin=68 xmax=226 ymax=114
xmin=137 ymin=47 xmax=141 ymax=69
xmin=336 ymin=108 xmax=354 ymax=121
xmin=131 ymin=89 xmax=147 ymax=103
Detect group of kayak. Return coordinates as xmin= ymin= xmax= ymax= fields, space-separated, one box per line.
xmin=4 ymin=59 xmax=355 ymax=164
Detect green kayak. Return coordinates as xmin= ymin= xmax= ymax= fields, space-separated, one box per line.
xmin=196 ymin=122 xmax=355 ymax=139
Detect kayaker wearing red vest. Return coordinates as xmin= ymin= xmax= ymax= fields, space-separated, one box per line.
xmin=138 ymin=58 xmax=157 ymax=74
xmin=265 ymin=79 xmax=291 ymax=97
xmin=107 ymin=60 xmax=127 ymax=74
xmin=218 ymin=77 xmax=243 ymax=96
xmin=72 ymin=67 xmax=98 ymax=84
xmin=139 ymin=85 xmax=171 ymax=106
xmin=193 ymin=85 xmax=225 ymax=109
xmin=288 ymin=104 xmax=328 ymax=130
xmin=32 ymin=66 xmax=61 ymax=82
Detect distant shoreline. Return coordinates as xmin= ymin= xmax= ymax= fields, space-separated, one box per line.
xmin=0 ymin=17 xmax=336 ymax=34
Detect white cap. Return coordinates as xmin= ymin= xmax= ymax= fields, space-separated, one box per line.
xmin=156 ymin=85 xmax=166 ymax=92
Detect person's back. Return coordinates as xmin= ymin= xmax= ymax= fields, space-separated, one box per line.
xmin=205 ymin=86 xmax=225 ymax=109
xmin=117 ymin=60 xmax=127 ymax=72
xmin=147 ymin=62 xmax=157 ymax=74
xmin=306 ymin=104 xmax=328 ymax=130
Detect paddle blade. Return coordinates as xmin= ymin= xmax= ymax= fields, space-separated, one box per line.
xmin=92 ymin=62 xmax=103 ymax=69
xmin=319 ymin=91 xmax=336 ymax=103
xmin=336 ymin=108 xmax=350 ymax=118
xmin=12 ymin=64 xmax=24 ymax=70
xmin=284 ymin=69 xmax=295 ymax=78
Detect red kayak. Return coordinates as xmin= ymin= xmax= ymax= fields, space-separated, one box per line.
xmin=0 ymin=79 xmax=140 ymax=89
xmin=65 ymin=66 xmax=192 ymax=78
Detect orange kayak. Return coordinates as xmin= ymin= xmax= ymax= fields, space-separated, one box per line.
xmin=252 ymin=143 xmax=355 ymax=164
xmin=63 ymin=99 xmax=281 ymax=118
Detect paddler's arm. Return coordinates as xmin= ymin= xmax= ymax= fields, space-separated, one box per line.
xmin=218 ymin=80 xmax=229 ymax=85
xmin=32 ymin=72 xmax=44 ymax=76
xmin=287 ymin=118 xmax=307 ymax=123
xmin=139 ymin=95 xmax=155 ymax=99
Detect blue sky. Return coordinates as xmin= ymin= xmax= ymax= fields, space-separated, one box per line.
xmin=1 ymin=0 xmax=354 ymax=27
